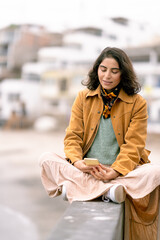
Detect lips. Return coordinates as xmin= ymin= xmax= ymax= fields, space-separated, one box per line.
xmin=103 ymin=81 xmax=112 ymax=84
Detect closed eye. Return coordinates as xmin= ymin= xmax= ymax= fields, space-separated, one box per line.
xmin=111 ymin=68 xmax=120 ymax=74
xmin=112 ymin=70 xmax=120 ymax=74
xmin=99 ymin=66 xmax=106 ymax=72
xmin=99 ymin=65 xmax=120 ymax=74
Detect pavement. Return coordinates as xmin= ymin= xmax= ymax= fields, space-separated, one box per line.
xmin=0 ymin=129 xmax=69 ymax=240
xmin=0 ymin=129 xmax=160 ymax=240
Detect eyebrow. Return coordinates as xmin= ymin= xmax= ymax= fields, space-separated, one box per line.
xmin=99 ymin=64 xmax=120 ymax=70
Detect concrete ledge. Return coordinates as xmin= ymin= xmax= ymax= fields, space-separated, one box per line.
xmin=48 ymin=200 xmax=124 ymax=240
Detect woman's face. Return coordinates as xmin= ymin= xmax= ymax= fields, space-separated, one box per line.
xmin=98 ymin=57 xmax=121 ymax=92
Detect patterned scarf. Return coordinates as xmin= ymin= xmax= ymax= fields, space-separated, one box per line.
xmin=101 ymin=85 xmax=121 ymax=119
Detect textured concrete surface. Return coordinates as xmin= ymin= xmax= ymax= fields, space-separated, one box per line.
xmin=48 ymin=201 xmax=124 ymax=240
xmin=0 ymin=129 xmax=159 ymax=240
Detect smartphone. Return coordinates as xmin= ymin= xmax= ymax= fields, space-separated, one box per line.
xmin=84 ymin=158 xmax=99 ymax=166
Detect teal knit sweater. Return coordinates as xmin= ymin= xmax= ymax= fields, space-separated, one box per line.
xmin=86 ymin=115 xmax=120 ymax=165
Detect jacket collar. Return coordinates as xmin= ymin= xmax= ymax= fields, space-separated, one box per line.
xmin=118 ymin=88 xmax=134 ymax=103
xmin=86 ymin=85 xmax=101 ymax=99
xmin=86 ymin=84 xmax=134 ymax=103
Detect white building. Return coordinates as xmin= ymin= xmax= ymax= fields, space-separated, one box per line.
xmin=36 ymin=17 xmax=157 ymax=71
xmin=63 ymin=17 xmax=155 ymax=52
xmin=0 ymin=79 xmax=42 ymax=124
xmin=125 ymin=44 xmax=160 ymax=130
xmin=8 ymin=17 xmax=159 ymax=130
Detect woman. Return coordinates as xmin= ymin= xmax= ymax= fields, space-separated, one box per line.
xmin=40 ymin=47 xmax=160 ymax=239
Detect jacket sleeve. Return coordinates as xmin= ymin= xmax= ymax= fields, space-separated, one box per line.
xmin=111 ymin=96 xmax=149 ymax=176
xmin=64 ymin=91 xmax=84 ymax=164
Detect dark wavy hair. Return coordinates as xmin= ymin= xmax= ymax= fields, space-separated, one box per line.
xmin=82 ymin=47 xmax=141 ymax=95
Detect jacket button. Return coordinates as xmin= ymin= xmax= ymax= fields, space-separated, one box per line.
xmin=113 ymin=116 xmax=116 ymax=118
xmin=118 ymin=133 xmax=120 ymax=135
xmin=91 ymin=128 xmax=94 ymax=130
xmin=97 ymin=111 xmax=101 ymax=114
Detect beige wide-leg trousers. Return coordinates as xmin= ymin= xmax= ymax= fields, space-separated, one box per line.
xmin=40 ymin=152 xmax=160 ymax=240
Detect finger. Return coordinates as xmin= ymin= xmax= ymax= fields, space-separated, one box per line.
xmin=95 ymin=166 xmax=106 ymax=176
xmin=93 ymin=166 xmax=114 ymax=180
xmin=92 ymin=168 xmax=105 ymax=179
xmin=99 ymin=164 xmax=110 ymax=170
xmin=85 ymin=166 xmax=95 ymax=172
xmin=82 ymin=163 xmax=94 ymax=170
xmin=90 ymin=171 xmax=101 ymax=180
xmin=83 ymin=161 xmax=95 ymax=167
xmin=92 ymin=167 xmax=101 ymax=175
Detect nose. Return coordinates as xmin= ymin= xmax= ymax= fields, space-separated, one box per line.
xmin=104 ymin=70 xmax=111 ymax=79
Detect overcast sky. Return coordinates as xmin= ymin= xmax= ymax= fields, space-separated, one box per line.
xmin=0 ymin=0 xmax=160 ymax=31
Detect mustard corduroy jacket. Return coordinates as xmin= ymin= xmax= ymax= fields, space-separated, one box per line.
xmin=64 ymin=85 xmax=150 ymax=175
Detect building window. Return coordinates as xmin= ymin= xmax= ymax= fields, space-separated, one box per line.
xmin=155 ymin=75 xmax=160 ymax=87
xmin=130 ymin=55 xmax=150 ymax=62
xmin=23 ymin=73 xmax=40 ymax=82
xmin=8 ymin=93 xmax=20 ymax=102
xmin=60 ymin=78 xmax=67 ymax=92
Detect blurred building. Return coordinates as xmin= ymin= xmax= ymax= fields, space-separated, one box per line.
xmin=125 ymin=42 xmax=160 ymax=129
xmin=35 ymin=17 xmax=155 ymax=73
xmin=21 ymin=62 xmax=56 ymax=82
xmin=0 ymin=24 xmax=63 ymax=80
xmin=0 ymin=79 xmax=43 ymax=127
xmin=0 ymin=17 xmax=157 ymax=82
xmin=1 ymin=18 xmax=160 ymax=130
xmin=0 ymin=17 xmax=158 ymax=81
xmin=63 ymin=17 xmax=154 ymax=53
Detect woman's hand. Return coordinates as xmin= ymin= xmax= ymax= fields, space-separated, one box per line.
xmin=90 ymin=164 xmax=120 ymax=181
xmin=74 ymin=160 xmax=94 ymax=173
